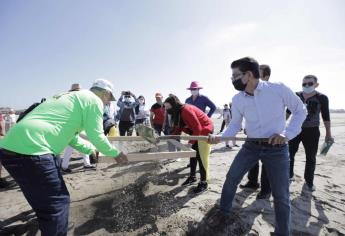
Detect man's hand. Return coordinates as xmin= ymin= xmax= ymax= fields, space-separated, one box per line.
xmin=325 ymin=135 xmax=334 ymax=143
xmin=268 ymin=134 xmax=288 ymax=145
xmin=208 ymin=134 xmax=221 ymax=144
xmin=89 ymin=150 xmax=99 ymax=164
xmin=115 ymin=152 xmax=129 ymax=165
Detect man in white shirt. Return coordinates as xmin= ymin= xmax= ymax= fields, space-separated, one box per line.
xmin=240 ymin=64 xmax=272 ymax=199
xmin=208 ymin=57 xmax=307 ymax=236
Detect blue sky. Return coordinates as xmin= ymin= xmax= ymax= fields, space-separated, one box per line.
xmin=1 ymin=0 xmax=345 ymax=110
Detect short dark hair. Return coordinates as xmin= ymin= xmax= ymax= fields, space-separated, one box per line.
xmin=259 ymin=64 xmax=271 ymax=77
xmin=303 ymin=75 xmax=318 ymax=82
xmin=231 ymin=57 xmax=260 ymax=79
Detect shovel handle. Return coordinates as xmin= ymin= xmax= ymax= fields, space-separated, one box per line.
xmin=159 ymin=135 xmax=269 ymax=142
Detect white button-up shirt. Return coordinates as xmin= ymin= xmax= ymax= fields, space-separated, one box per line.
xmin=222 ymin=81 xmax=307 ymax=140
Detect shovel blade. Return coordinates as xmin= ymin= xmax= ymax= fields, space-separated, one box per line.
xmin=136 ymin=124 xmax=160 ymax=144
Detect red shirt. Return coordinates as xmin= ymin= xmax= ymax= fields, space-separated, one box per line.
xmin=173 ymin=104 xmax=213 ymax=136
xmin=150 ymin=103 xmax=165 ymax=125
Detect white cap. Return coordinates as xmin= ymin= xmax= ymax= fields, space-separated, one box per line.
xmin=91 ymin=78 xmax=116 ymax=101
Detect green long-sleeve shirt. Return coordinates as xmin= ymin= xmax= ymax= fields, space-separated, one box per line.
xmin=0 ymin=90 xmax=119 ymax=157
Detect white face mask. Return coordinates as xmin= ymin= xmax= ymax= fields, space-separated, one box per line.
xmin=303 ymin=86 xmax=315 ymax=94
xmin=191 ymin=90 xmax=199 ymax=96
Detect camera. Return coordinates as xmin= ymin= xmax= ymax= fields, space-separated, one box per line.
xmin=123 ymin=91 xmax=131 ymax=96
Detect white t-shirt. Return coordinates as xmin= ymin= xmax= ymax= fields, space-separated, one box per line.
xmin=136 ymin=105 xmax=148 ymax=120
xmin=222 ymin=109 xmax=231 ymax=122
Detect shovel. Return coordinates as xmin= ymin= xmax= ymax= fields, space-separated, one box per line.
xmin=136 ymin=124 xmax=269 ymax=145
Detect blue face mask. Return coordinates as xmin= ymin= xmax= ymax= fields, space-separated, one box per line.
xmin=303 ymin=86 xmax=315 ymax=94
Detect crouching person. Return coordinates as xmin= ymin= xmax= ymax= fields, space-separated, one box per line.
xmin=164 ymin=95 xmax=213 ymax=194
xmin=0 ymin=78 xmax=128 ymax=236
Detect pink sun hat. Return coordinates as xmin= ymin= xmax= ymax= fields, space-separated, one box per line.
xmin=187 ymin=81 xmax=203 ymax=90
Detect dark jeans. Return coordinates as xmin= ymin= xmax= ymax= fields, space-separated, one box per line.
xmin=220 ymin=142 xmax=290 ymax=236
xmin=153 ymin=123 xmax=163 ymax=136
xmin=0 ymin=149 xmax=70 ymax=236
xmin=289 ymin=127 xmax=320 ymax=186
xmin=190 ymin=143 xmax=207 ymax=182
xmin=135 ymin=118 xmax=146 ymax=136
xmin=219 ymin=120 xmax=226 ymax=133
xmin=247 ymin=162 xmax=271 ymax=193
xmin=119 ymin=121 xmax=134 ymax=136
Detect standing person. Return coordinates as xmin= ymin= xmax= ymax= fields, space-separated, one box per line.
xmin=0 ymin=113 xmax=4 ymax=135
xmin=0 ymin=78 xmax=128 ymax=236
xmin=164 ymin=95 xmax=214 ymax=194
xmin=135 ymin=95 xmax=148 ymax=135
xmin=150 ymin=92 xmax=165 ymax=135
xmin=259 ymin=64 xmax=271 ymax=81
xmin=185 ymin=81 xmax=216 ymax=117
xmin=217 ymin=104 xmax=235 ymax=148
xmin=117 ymin=91 xmax=139 ymax=136
xmin=61 ymin=83 xmax=95 ymax=173
xmin=0 ymin=122 xmax=14 ymax=189
xmin=288 ymin=75 xmax=333 ymax=191
xmin=240 ymin=64 xmax=272 ymax=199
xmin=208 ymin=57 xmax=306 ymax=235
xmin=4 ymin=108 xmax=17 ymax=133
xmin=0 ymin=110 xmax=17 ymax=189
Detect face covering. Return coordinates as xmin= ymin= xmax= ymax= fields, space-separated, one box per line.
xmin=191 ymin=90 xmax=199 ymax=96
xmin=303 ymin=86 xmax=315 ymax=94
xmin=166 ymin=108 xmax=174 ymax=115
xmin=232 ymin=77 xmax=247 ymax=91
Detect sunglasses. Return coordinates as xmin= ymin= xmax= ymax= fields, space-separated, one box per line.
xmin=231 ymin=73 xmax=244 ymax=81
xmin=302 ymin=82 xmax=314 ymax=87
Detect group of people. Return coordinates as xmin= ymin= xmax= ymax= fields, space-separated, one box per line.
xmin=207 ymin=57 xmax=333 ymax=236
xmin=0 ymin=56 xmax=333 ymax=236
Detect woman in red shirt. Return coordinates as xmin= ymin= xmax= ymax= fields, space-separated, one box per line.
xmin=164 ymin=95 xmax=213 ymax=194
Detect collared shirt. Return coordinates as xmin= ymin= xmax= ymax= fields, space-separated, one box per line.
xmin=185 ymin=94 xmax=216 ymax=117
xmin=222 ymin=81 xmax=307 ymax=140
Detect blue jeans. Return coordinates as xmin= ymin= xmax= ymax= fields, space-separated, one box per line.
xmin=220 ymin=142 xmax=290 ymax=236
xmin=0 ymin=149 xmax=70 ymax=236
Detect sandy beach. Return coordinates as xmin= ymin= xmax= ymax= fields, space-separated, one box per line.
xmin=1 ymin=114 xmax=344 ymax=236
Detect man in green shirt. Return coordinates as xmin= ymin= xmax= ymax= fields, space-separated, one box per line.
xmin=0 ymin=78 xmax=128 ymax=236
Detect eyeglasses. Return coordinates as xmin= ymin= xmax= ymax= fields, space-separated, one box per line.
xmin=231 ymin=73 xmax=244 ymax=81
xmin=302 ymin=82 xmax=314 ymax=87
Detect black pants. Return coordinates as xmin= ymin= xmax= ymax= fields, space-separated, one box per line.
xmin=219 ymin=120 xmax=226 ymax=133
xmin=190 ymin=143 xmax=207 ymax=182
xmin=119 ymin=121 xmax=134 ymax=136
xmin=153 ymin=124 xmax=163 ymax=136
xmin=247 ymin=162 xmax=271 ymax=193
xmin=289 ymin=127 xmax=320 ymax=186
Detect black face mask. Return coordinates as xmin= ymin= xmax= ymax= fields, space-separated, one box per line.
xmin=232 ymin=78 xmax=247 ymax=91
xmin=166 ymin=108 xmax=174 ymax=115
